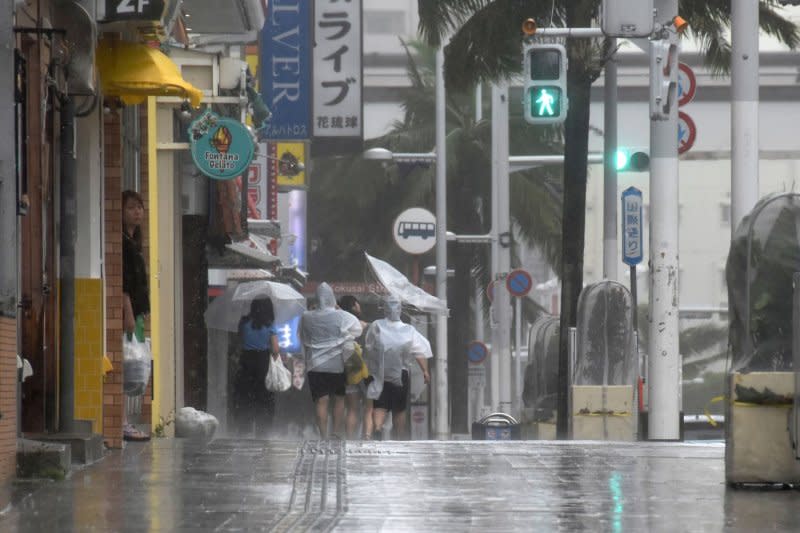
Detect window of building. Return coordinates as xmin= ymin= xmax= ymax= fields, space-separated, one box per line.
xmin=720 ymin=203 xmax=731 ymax=224
xmin=364 ymin=10 xmax=406 ymax=35
xmin=122 ymin=105 xmax=141 ymax=192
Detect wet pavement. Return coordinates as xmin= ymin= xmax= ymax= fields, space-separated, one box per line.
xmin=1 ymin=438 xmax=798 ymax=532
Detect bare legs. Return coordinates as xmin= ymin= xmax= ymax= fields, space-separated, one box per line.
xmin=332 ymin=395 xmax=345 ymax=436
xmin=372 ymin=408 xmax=387 ymax=439
xmin=371 ymin=408 xmax=408 ymax=440
xmin=393 ymin=410 xmax=408 ymax=440
xmin=315 ymin=395 xmax=346 ymax=438
xmin=346 ymin=392 xmax=361 ymax=439
xmin=362 ymin=399 xmax=374 ymax=439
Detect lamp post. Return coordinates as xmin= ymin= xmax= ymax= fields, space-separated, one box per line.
xmin=362 ymin=145 xmax=450 ymax=439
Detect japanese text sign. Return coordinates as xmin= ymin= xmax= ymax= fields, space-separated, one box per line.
xmin=621 ymin=187 xmax=643 ymax=266
xmin=313 ymin=0 xmax=363 ymax=152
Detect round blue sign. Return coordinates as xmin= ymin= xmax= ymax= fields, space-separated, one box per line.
xmin=467 ymin=341 xmax=489 ymax=365
xmin=506 ymin=269 xmax=533 ymax=297
xmin=189 ymin=111 xmax=255 ymax=180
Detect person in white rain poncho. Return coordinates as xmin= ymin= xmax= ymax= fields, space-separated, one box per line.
xmin=301 ymin=283 xmax=363 ymax=438
xmin=365 ymin=295 xmax=431 ymax=440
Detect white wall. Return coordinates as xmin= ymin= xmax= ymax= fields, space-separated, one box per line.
xmin=75 ymin=106 xmax=104 ymax=279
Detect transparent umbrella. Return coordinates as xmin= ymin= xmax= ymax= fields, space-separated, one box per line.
xmin=365 ymin=252 xmax=448 ymax=315
xmin=204 ymin=281 xmax=306 ymax=332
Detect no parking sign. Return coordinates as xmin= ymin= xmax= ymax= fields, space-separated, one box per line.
xmin=506 ymin=269 xmax=533 ymax=298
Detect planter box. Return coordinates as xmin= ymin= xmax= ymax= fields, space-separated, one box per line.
xmin=726 ymin=372 xmax=800 ymax=485
xmin=571 ymin=385 xmax=636 ymax=441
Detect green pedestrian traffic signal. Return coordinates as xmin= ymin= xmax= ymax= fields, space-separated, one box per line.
xmin=523 ymin=44 xmax=568 ymax=125
xmin=529 ymin=86 xmax=562 ymax=118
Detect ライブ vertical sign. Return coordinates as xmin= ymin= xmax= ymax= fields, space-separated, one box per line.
xmin=260 ymin=0 xmax=312 ymax=140
xmin=313 ymin=0 xmax=363 ymax=154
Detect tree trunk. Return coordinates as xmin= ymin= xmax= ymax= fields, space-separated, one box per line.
xmin=449 ymin=244 xmax=473 ymax=434
xmin=557 ymin=1 xmax=595 ymax=439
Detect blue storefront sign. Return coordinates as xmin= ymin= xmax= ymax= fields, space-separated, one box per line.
xmin=189 ymin=111 xmax=255 ymax=180
xmin=275 ymin=314 xmax=302 ymax=354
xmin=260 ymin=0 xmax=312 ymax=140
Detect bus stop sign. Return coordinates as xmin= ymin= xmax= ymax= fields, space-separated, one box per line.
xmin=392 ymin=207 xmax=436 ymax=255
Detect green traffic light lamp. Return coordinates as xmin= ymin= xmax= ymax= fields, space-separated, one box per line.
xmin=615 ymin=148 xmax=650 ymax=172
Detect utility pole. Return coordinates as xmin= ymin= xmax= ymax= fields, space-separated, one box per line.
xmin=0 ymin=0 xmax=15 ymax=320
xmin=603 ymin=39 xmax=619 ymax=281
xmin=433 ymin=44 xmax=450 ymax=439
xmin=491 ymin=82 xmax=512 ymax=414
xmin=648 ymin=0 xmax=681 ymax=440
xmin=731 ymin=0 xmax=760 ymax=233
xmin=489 ymin=84 xmax=500 ymax=413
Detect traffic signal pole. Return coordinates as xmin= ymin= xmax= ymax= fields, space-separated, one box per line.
xmin=603 ymin=39 xmax=619 ymax=282
xmin=491 ymin=82 xmax=513 ymax=415
xmin=648 ymin=0 xmax=681 ymax=440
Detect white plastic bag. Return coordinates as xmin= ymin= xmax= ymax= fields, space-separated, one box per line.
xmin=264 ymin=356 xmax=291 ymax=392
xmin=123 ymin=335 xmax=151 ymax=397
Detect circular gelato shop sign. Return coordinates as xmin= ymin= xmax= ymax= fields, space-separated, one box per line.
xmin=189 ymin=110 xmax=255 ymax=180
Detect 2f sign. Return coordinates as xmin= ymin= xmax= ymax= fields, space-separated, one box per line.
xmin=104 ymin=0 xmax=164 ymax=19
xmin=117 ymin=0 xmax=151 ymax=13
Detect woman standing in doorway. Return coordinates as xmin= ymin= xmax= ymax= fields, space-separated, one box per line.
xmin=234 ymin=297 xmax=280 ymax=437
xmin=122 ymin=190 xmax=151 ymax=441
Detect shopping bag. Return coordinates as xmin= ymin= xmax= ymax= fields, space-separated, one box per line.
xmin=345 ymin=342 xmax=369 ymax=385
xmin=123 ymin=334 xmax=151 ymax=397
xmin=265 ymin=356 xmax=292 ymax=392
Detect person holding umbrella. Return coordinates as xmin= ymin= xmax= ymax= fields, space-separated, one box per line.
xmin=233 ymin=297 xmax=280 ymax=437
xmin=301 ymin=283 xmax=363 ymax=438
xmin=365 ymin=295 xmax=431 ymax=440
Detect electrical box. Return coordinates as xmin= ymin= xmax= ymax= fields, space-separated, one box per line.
xmin=602 ymin=0 xmax=654 ymax=38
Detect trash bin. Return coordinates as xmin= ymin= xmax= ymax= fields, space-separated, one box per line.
xmin=472 ymin=413 xmax=521 ymax=441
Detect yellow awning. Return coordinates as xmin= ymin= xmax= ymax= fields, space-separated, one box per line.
xmin=96 ymin=40 xmax=203 ymax=108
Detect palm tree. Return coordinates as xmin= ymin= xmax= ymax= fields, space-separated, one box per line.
xmin=417 ymin=0 xmax=798 ymax=436
xmin=309 ymin=41 xmax=563 ymax=431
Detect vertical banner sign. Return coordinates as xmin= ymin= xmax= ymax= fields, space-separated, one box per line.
xmin=267 ymin=143 xmax=280 ymax=220
xmin=261 ymin=0 xmax=312 ymax=140
xmin=247 ymin=143 xmax=268 ymax=219
xmin=621 ymin=187 xmax=643 ymax=266
xmin=267 ymin=142 xmax=280 ymax=255
xmin=313 ymin=0 xmax=363 ymax=154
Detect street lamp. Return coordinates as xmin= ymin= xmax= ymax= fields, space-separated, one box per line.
xmin=363 ymin=147 xmax=436 ymax=164
xmin=363 ymin=144 xmax=450 ymax=439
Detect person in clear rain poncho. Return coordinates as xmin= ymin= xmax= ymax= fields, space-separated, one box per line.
xmin=365 ymin=295 xmax=431 ymax=440
xmin=301 ymin=283 xmax=363 ymax=438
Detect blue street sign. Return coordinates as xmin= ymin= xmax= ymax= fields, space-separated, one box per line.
xmin=506 ymin=269 xmax=533 ymax=297
xmin=621 ymin=187 xmax=643 ymax=266
xmin=467 ymin=341 xmax=489 ymax=365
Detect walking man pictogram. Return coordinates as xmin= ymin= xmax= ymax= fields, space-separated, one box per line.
xmin=536 ymin=89 xmax=555 ymax=116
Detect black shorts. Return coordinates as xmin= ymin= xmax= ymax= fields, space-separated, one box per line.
xmin=307 ymin=371 xmax=347 ymax=402
xmin=373 ymin=370 xmax=410 ymax=413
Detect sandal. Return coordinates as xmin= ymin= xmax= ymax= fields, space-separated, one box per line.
xmin=123 ymin=424 xmax=150 ymax=442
